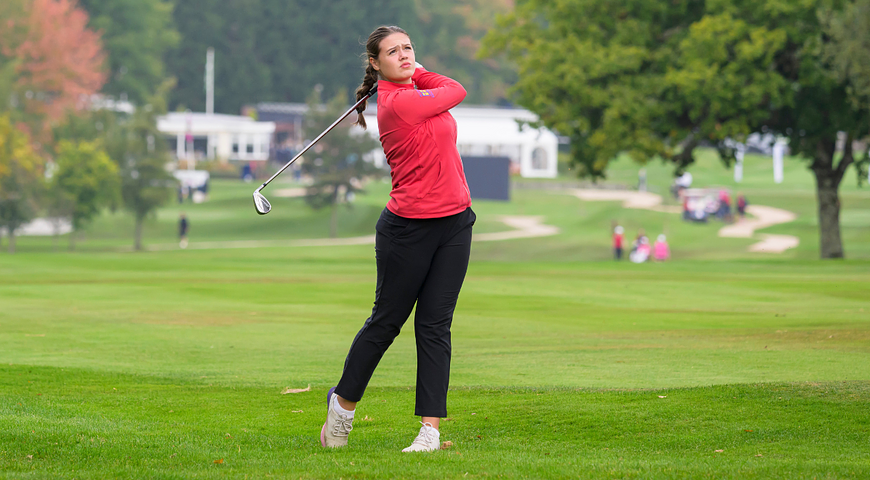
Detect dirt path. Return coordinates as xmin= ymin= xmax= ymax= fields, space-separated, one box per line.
xmin=570 ymin=189 xmax=799 ymax=253
xmin=143 ymin=215 xmax=560 ymax=251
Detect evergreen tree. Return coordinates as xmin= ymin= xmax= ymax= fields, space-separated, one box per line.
xmin=301 ymin=88 xmax=381 ymax=238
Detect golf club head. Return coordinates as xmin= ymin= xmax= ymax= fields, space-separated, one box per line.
xmin=253 ymin=190 xmax=271 ymax=215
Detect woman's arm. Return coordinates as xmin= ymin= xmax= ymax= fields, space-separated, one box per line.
xmin=390 ymin=66 xmax=467 ymax=125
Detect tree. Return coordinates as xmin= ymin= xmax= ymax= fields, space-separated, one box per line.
xmin=821 ymin=0 xmax=870 ymax=187
xmin=166 ymin=0 xmax=276 ymax=114
xmin=0 ymin=0 xmax=28 ymax=112
xmin=53 ymin=139 xmax=119 ymax=249
xmin=0 ymin=0 xmax=106 ymax=146
xmin=77 ymin=0 xmax=180 ymax=106
xmin=482 ymin=0 xmax=868 ymax=258
xmin=0 ymin=114 xmax=43 ymax=253
xmin=111 ymin=82 xmax=176 ymax=251
xmin=301 ymin=88 xmax=381 ymax=238
xmin=414 ymin=0 xmax=515 ymax=104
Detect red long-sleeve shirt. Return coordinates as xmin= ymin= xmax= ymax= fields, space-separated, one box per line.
xmin=376 ymin=67 xmax=471 ymax=218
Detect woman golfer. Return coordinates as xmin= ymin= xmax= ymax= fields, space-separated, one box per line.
xmin=321 ymin=25 xmax=475 ymax=452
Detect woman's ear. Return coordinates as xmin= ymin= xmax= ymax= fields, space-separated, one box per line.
xmin=369 ymin=57 xmax=379 ymax=72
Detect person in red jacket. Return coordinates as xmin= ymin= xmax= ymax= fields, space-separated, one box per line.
xmin=320 ymin=25 xmax=475 ymax=453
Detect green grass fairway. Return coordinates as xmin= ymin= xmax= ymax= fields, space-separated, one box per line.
xmin=2 ymin=149 xmax=869 ymax=477
xmin=2 ymin=248 xmax=869 ymax=478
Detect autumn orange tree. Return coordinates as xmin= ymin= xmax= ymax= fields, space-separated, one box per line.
xmin=0 ymin=0 xmax=106 ymax=147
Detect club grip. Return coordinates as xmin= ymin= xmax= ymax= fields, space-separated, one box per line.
xmin=355 ymin=85 xmax=377 ymax=114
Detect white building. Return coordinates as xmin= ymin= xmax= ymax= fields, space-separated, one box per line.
xmin=360 ymin=106 xmax=559 ymax=178
xmin=157 ymin=112 xmax=276 ymax=162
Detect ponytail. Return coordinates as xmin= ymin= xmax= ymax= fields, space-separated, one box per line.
xmin=354 ymin=63 xmax=378 ymax=129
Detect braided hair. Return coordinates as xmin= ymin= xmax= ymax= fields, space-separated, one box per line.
xmin=354 ymin=26 xmax=409 ymax=129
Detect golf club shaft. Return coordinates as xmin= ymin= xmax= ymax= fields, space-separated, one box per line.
xmin=256 ymin=87 xmax=377 ymax=192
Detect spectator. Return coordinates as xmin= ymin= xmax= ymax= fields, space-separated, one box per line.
xmin=630 ymin=237 xmax=651 ymax=263
xmin=717 ymin=189 xmax=732 ymax=222
xmin=653 ymin=234 xmax=670 ymax=262
xmin=737 ymin=194 xmax=748 ymax=219
xmin=179 ymin=213 xmax=189 ymax=249
xmin=629 ymin=229 xmax=649 ymax=263
xmin=613 ymin=225 xmax=624 ymax=260
xmin=672 ymin=171 xmax=692 ymax=198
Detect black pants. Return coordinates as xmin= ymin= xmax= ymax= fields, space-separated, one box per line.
xmin=335 ymin=207 xmax=475 ymax=417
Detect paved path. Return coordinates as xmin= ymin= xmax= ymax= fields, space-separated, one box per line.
xmin=570 ymin=189 xmax=799 ymax=253
xmin=143 ymin=215 xmax=561 ymax=252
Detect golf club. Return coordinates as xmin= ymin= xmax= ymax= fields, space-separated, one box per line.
xmin=252 ymin=85 xmax=378 ymax=215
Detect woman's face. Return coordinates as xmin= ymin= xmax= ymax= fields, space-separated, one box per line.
xmin=371 ymin=32 xmax=415 ymax=84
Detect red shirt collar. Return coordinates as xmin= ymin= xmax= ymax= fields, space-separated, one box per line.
xmin=377 ymin=79 xmax=415 ymax=92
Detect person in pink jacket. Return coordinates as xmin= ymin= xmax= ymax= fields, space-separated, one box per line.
xmin=654 ymin=234 xmax=671 ymax=262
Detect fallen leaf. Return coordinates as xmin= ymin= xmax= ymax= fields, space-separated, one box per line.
xmin=441 ymin=441 xmax=453 ymax=450
xmin=755 ymin=453 xmax=763 ymax=457
xmin=658 ymin=395 xmax=667 ymax=399
xmin=213 ymin=458 xmax=224 ymax=464
xmin=292 ymin=410 xmax=303 ymax=413
xmin=363 ymin=415 xmax=373 ymax=421
xmin=715 ymin=449 xmax=724 ymax=453
xmin=281 ymin=384 xmax=311 ymax=395
xmin=225 ymin=433 xmax=232 ymax=438
xmin=471 ymin=412 xmax=476 ymax=415
xmin=26 ymin=455 xmax=33 ymax=461
xmin=744 ymin=429 xmax=754 ymax=433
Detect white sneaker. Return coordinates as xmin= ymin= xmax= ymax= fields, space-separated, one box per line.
xmin=320 ymin=387 xmax=353 ymax=448
xmin=401 ymin=422 xmax=440 ymax=452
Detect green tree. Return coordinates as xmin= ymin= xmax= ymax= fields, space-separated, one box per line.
xmin=53 ymin=139 xmax=119 ymax=250
xmin=77 ymin=0 xmax=180 ymax=106
xmin=301 ymin=88 xmax=381 ymax=238
xmin=0 ymin=114 xmax=43 ymax=253
xmin=821 ymin=0 xmax=870 ymax=186
xmin=482 ymin=0 xmax=868 ymax=259
xmin=115 ymin=83 xmax=176 ymax=251
xmin=166 ymin=0 xmax=275 ymax=114
xmin=415 ymin=0 xmax=515 ymax=104
xmin=52 ymin=92 xmax=173 ymax=251
xmin=166 ymin=0 xmax=420 ymax=112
